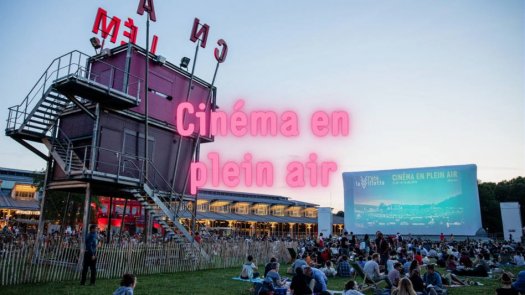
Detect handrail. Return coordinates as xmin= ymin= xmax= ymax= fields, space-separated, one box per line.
xmin=148 ymin=162 xmax=196 ymax=216
xmin=69 ymin=145 xmax=196 ymax=221
xmin=5 ymin=49 xmax=145 ymax=134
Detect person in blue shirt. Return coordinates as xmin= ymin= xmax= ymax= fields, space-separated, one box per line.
xmin=336 ymin=255 xmax=353 ymax=277
xmin=81 ymin=225 xmax=99 ymax=285
xmin=305 ymin=266 xmax=328 ymax=293
xmin=423 ymin=264 xmax=446 ymax=295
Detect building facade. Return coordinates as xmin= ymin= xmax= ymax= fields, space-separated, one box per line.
xmin=0 ymin=167 xmax=42 ymax=229
xmin=95 ymin=189 xmax=344 ymax=238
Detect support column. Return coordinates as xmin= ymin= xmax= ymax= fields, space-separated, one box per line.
xmin=90 ymin=104 xmax=101 ymax=171
xmin=143 ymin=206 xmax=152 ymax=243
xmin=37 ymin=153 xmax=53 ymax=239
xmin=107 ymin=197 xmax=113 ymax=243
xmin=146 ymin=210 xmax=153 ymax=242
xmin=79 ymin=183 xmax=92 ymax=270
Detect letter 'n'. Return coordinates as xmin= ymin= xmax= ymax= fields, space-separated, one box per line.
xmin=190 ymin=18 xmax=210 ymax=48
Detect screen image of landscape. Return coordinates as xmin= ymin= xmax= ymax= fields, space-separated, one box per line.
xmin=343 ymin=164 xmax=482 ymax=235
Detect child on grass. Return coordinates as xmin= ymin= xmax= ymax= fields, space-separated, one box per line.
xmin=113 ymin=273 xmax=137 ymax=295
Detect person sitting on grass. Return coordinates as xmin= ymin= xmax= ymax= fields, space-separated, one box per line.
xmin=363 ymin=253 xmax=392 ymax=288
xmin=258 ymin=277 xmax=276 ymax=295
xmin=513 ymin=252 xmax=525 ymax=266
xmin=320 ymin=260 xmax=337 ymax=277
xmin=512 ymin=270 xmax=525 ymax=294
xmin=391 ymin=277 xmax=417 ymax=295
xmin=408 ymin=268 xmax=425 ymax=294
xmin=113 ymin=273 xmax=136 ymax=295
xmin=423 ymin=264 xmax=446 ymax=295
xmin=388 ymin=262 xmax=403 ymax=288
xmin=265 ymin=257 xmax=279 ymax=277
xmin=291 ymin=254 xmax=308 ymax=273
xmin=266 ymin=262 xmax=286 ymax=287
xmin=336 ymin=255 xmax=353 ymax=277
xmin=387 ymin=251 xmax=399 ymax=273
xmin=290 ymin=267 xmax=312 ymax=295
xmin=497 ymin=272 xmax=518 ymax=295
xmin=240 ymin=255 xmax=259 ymax=280
xmin=403 ymin=255 xmax=414 ymax=275
xmin=459 ymin=251 xmax=473 ymax=268
xmin=445 ymin=254 xmax=458 ymax=271
xmin=409 ymin=260 xmax=420 ymax=276
xmin=452 ymin=253 xmax=489 ymax=277
xmin=304 ymin=266 xmax=328 ymax=294
xmin=343 ymin=280 xmax=364 ymax=295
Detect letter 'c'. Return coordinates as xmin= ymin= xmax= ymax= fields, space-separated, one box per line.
xmin=214 ymin=39 xmax=228 ymax=63
xmin=177 ymin=102 xmax=194 ymax=136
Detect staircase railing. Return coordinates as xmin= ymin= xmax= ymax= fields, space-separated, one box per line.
xmin=53 ymin=129 xmax=77 ymax=173
xmin=46 ymin=143 xmax=196 ymax=237
xmin=145 ymin=160 xmax=196 ymax=220
xmin=120 ymin=154 xmax=196 ymax=222
xmin=6 ymin=50 xmax=144 ymax=133
xmin=6 ymin=51 xmax=89 ymax=132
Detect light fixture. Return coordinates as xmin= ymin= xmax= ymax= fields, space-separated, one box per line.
xmin=155 ymin=55 xmax=167 ymax=65
xmin=90 ymin=37 xmax=101 ymax=54
xmin=180 ymin=57 xmax=190 ymax=70
xmin=100 ymin=48 xmax=111 ymax=57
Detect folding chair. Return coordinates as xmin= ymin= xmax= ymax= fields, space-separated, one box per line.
xmin=287 ymin=248 xmax=297 ymax=263
xmin=349 ymin=261 xmax=383 ymax=291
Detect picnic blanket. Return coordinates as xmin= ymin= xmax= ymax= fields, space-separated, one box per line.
xmin=232 ymin=277 xmax=264 ymax=283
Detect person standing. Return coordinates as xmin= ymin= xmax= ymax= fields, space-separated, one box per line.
xmin=81 ymin=225 xmax=99 ymax=285
xmin=340 ymin=232 xmax=350 ymax=257
xmin=194 ymin=232 xmax=202 ymax=244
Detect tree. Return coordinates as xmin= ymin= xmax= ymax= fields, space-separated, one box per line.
xmin=478 ymin=177 xmax=525 ymax=234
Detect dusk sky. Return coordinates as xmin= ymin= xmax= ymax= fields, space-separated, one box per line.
xmin=0 ymin=1 xmax=523 ymax=212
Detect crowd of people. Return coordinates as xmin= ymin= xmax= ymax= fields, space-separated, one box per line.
xmin=241 ymin=230 xmax=525 ymax=295
xmin=5 ymin=222 xmax=525 ymax=294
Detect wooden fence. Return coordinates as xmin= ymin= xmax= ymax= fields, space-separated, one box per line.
xmin=0 ymin=239 xmax=296 ymax=286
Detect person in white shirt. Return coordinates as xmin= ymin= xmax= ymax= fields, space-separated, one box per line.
xmin=514 ymin=253 xmax=525 ymax=266
xmin=386 ymin=251 xmax=398 ymax=273
xmin=240 ymin=255 xmax=259 ymax=279
xmin=319 ymin=260 xmax=337 ymax=277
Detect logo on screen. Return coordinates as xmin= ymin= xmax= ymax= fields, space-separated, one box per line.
xmin=355 ymin=176 xmax=385 ymax=189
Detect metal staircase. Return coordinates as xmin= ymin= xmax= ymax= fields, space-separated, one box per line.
xmin=42 ymin=131 xmax=85 ymax=175
xmin=129 ymin=163 xmax=209 ymax=259
xmin=16 ymin=89 xmax=71 ymax=140
xmin=6 ymin=51 xmax=88 ymax=141
xmin=6 ymin=50 xmax=142 ymax=143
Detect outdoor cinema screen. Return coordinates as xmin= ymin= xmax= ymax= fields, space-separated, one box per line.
xmin=342 ymin=164 xmax=482 ymax=236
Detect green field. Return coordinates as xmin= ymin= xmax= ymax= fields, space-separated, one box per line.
xmin=1 ymin=264 xmax=521 ymax=295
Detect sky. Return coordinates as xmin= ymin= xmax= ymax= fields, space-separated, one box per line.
xmin=0 ymin=0 xmax=523 ymax=212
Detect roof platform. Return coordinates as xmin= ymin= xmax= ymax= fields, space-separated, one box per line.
xmin=53 ymin=74 xmax=140 ymax=109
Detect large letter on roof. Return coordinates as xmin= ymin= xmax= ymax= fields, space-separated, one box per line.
xmin=190 ymin=18 xmax=210 ymax=48
xmin=137 ymin=0 xmax=157 ymax=22
xmin=92 ymin=7 xmax=121 ymax=44
xmin=214 ymin=39 xmax=228 ymax=63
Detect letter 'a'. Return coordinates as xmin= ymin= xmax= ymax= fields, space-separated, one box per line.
xmin=137 ymin=0 xmax=157 ymax=22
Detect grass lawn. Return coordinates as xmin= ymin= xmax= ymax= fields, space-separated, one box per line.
xmin=2 ymin=264 xmax=522 ymax=295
